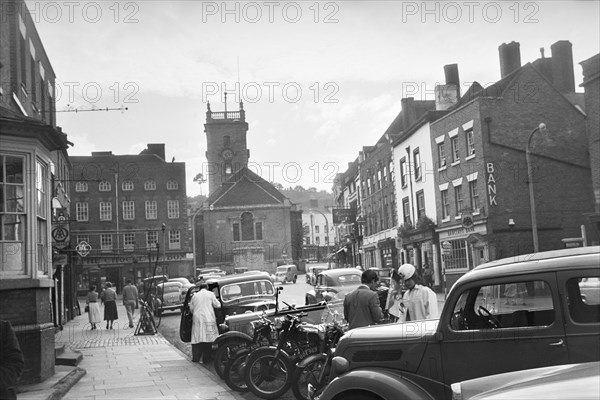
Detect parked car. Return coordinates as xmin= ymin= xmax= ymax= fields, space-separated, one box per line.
xmin=305 ymin=268 xmax=362 ymax=305
xmin=316 ymin=246 xmax=600 ymax=400
xmin=451 ymin=361 xmax=600 ymax=400
xmin=196 ymin=267 xmax=226 ymax=281
xmin=274 ymin=264 xmax=298 ymax=284
xmin=168 ymin=277 xmax=194 ymax=298
xmin=153 ymin=281 xmax=184 ymax=317
xmin=306 ymin=265 xmax=329 ymax=285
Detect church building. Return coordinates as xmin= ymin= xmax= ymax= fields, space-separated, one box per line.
xmin=195 ymin=101 xmax=303 ymax=272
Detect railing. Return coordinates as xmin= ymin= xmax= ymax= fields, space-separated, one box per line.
xmin=208 ymin=111 xmax=243 ymax=120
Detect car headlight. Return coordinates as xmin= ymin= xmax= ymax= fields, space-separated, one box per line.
xmin=331 ymin=356 xmax=349 ymax=375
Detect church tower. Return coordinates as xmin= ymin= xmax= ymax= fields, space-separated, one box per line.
xmin=204 ymin=98 xmax=249 ymax=195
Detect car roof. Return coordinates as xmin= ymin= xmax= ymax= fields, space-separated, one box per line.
xmin=205 ymin=271 xmax=273 ymax=285
xmin=456 ymin=246 xmax=600 ymax=287
xmin=318 ymin=268 xmax=362 ymax=278
xmin=158 ymin=281 xmax=182 ymax=287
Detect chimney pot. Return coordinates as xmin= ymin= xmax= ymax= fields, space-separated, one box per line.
xmin=499 ymin=41 xmax=522 ymax=78
xmin=550 ymin=40 xmax=575 ymax=93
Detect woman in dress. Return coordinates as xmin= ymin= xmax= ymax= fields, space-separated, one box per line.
xmin=398 ymin=264 xmax=439 ymax=321
xmin=86 ymin=285 xmax=102 ymax=330
xmin=102 ymin=282 xmax=118 ymax=329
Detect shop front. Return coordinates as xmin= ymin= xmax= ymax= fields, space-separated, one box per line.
xmin=399 ymin=227 xmax=440 ymax=288
xmin=437 ymin=221 xmax=489 ymax=291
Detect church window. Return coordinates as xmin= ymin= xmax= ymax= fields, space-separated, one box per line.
xmin=232 ymin=212 xmax=263 ymax=241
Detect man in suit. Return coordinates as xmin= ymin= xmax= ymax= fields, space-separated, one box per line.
xmin=344 ymin=269 xmax=383 ymax=329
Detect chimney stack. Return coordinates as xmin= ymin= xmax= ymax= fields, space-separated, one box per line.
xmin=550 ymin=40 xmax=575 ymax=93
xmin=499 ymin=41 xmax=522 ymax=78
xmin=436 ymin=64 xmax=460 ymax=111
xmin=444 ymin=64 xmax=461 ymax=97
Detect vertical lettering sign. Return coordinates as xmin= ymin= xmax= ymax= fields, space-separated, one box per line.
xmin=486 ymin=163 xmax=497 ymax=206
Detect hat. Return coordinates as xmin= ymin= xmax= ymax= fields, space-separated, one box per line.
xmin=398 ymin=264 xmax=416 ymax=280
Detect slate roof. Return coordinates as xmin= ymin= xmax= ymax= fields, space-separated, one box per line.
xmin=207 ymin=167 xmax=289 ymax=208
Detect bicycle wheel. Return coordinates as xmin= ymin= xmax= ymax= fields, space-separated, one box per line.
xmin=244 ymin=347 xmax=294 ymax=399
xmin=291 ymin=355 xmax=328 ymax=400
xmin=224 ymin=348 xmax=250 ymax=392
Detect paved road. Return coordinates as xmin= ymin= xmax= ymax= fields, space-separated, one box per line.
xmin=157 ymin=274 xmax=316 ymax=399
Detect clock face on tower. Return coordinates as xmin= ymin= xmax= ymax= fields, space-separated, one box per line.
xmin=222 ymin=148 xmax=234 ymax=160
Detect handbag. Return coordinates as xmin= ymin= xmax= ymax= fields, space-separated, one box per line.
xmin=85 ymin=305 xmax=89 ymax=313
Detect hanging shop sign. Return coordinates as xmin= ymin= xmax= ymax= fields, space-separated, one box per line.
xmin=487 ymin=162 xmax=497 ymax=206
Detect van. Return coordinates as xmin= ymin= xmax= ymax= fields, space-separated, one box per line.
xmin=274 ymin=264 xmax=298 ymax=284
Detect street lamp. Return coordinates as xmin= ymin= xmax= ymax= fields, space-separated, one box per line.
xmin=526 ymin=123 xmax=547 ymax=253
xmin=161 ymin=223 xmax=166 ymax=276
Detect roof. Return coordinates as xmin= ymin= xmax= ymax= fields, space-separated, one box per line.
xmin=319 ymin=268 xmax=362 ymax=278
xmin=206 ymin=167 xmax=289 ymax=208
xmin=454 ymin=247 xmax=600 ymax=289
xmin=205 ymin=271 xmax=273 ymax=285
xmin=0 ymin=106 xmax=72 ymax=151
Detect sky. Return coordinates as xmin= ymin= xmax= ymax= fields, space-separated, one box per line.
xmin=26 ymin=0 xmax=600 ymax=197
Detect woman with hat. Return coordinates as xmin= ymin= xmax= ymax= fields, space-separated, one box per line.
xmin=398 ymin=263 xmax=439 ymax=321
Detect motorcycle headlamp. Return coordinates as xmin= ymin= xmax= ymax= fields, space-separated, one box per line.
xmin=274 ymin=317 xmax=284 ymax=330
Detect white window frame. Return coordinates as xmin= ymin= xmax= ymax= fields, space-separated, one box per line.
xmin=76 ymin=202 xmax=89 ymax=222
xmin=167 ymin=200 xmax=179 ymax=219
xmin=100 ymin=233 xmax=113 ymax=251
xmin=75 ymin=181 xmax=88 ymax=192
xmin=147 ymin=231 xmax=158 ymax=250
xmin=99 ymin=202 xmax=112 ymax=221
xmin=451 ymin=136 xmax=460 ymax=164
xmin=99 ymin=181 xmax=111 ymax=192
xmin=166 ymin=180 xmax=178 ymax=190
xmin=144 ymin=180 xmax=156 ymax=191
xmin=123 ymin=232 xmax=135 ymax=251
xmin=441 ymin=189 xmax=450 ymax=221
xmin=122 ymin=201 xmax=135 ymax=220
xmin=145 ymin=201 xmax=157 ymax=220
xmin=169 ymin=230 xmax=181 ymax=249
xmin=466 ymin=129 xmax=475 ymax=157
xmin=122 ymin=180 xmax=134 ymax=191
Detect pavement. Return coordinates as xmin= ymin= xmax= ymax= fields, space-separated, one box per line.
xmin=16 ymin=297 xmax=245 ymax=400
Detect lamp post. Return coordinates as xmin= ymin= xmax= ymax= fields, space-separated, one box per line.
xmin=161 ymin=223 xmax=166 ymax=276
xmin=526 ymin=123 xmax=547 ymax=253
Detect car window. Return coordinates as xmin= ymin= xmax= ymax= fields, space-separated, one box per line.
xmin=222 ymin=284 xmax=242 ymax=301
xmin=163 ymin=285 xmax=180 ymax=294
xmin=567 ymin=276 xmax=600 ymax=324
xmin=450 ymin=280 xmax=554 ymax=331
xmin=338 ymin=274 xmax=361 ymax=285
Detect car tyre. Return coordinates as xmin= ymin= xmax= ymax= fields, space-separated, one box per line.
xmin=293 ymin=276 xmax=297 ymax=284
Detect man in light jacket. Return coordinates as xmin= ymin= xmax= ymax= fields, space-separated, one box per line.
xmin=189 ymin=283 xmax=221 ymax=363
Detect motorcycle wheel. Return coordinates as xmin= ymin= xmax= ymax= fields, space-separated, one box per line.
xmin=244 ymin=347 xmax=294 ymax=399
xmin=291 ymin=354 xmax=328 ymax=400
xmin=213 ymin=339 xmax=249 ymax=379
xmin=224 ymin=348 xmax=250 ymax=392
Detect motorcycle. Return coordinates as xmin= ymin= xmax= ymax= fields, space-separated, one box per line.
xmin=244 ymin=312 xmax=321 ymax=399
xmin=292 ymin=303 xmax=348 ymax=400
xmin=224 ymin=312 xmax=278 ymax=392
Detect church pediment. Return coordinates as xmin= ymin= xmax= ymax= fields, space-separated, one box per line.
xmin=210 ymin=170 xmax=286 ymax=207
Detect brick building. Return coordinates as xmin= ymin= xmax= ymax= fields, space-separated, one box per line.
xmin=430 ymin=41 xmax=596 ymax=289
xmin=580 ymin=53 xmax=600 ymax=234
xmin=196 ymin=103 xmax=303 ymax=272
xmin=0 ymin=0 xmax=73 ymax=384
xmin=69 ymin=144 xmax=191 ymax=294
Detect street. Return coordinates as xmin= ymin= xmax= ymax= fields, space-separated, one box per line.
xmin=156 ymin=273 xmax=316 ymax=400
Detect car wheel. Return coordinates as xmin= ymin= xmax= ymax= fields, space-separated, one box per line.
xmin=293 ymin=276 xmax=297 ymax=284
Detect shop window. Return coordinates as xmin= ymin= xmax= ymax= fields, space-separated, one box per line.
xmin=1 ymin=155 xmax=25 ymax=274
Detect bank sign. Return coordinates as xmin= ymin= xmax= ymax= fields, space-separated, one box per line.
xmin=487 ymin=163 xmax=497 ymax=206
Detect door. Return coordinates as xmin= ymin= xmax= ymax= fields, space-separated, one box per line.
xmin=440 ymin=272 xmax=568 ymax=385
xmin=557 ymin=269 xmax=600 ymax=363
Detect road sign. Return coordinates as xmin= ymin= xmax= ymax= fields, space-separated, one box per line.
xmin=76 ymin=241 xmax=92 ymax=257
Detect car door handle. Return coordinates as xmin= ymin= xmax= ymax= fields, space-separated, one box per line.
xmin=549 ymin=339 xmax=564 ymax=346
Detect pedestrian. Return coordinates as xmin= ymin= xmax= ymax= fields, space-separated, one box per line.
xmin=189 ymin=282 xmax=221 ymax=363
xmin=122 ymin=279 xmax=139 ymax=328
xmin=398 ymin=263 xmax=439 ymax=321
xmin=385 ymin=275 xmax=404 ymax=323
xmin=422 ymin=263 xmax=434 ymax=288
xmin=343 ymin=269 xmax=383 ymax=330
xmin=101 ymin=282 xmax=118 ymax=329
xmin=0 ymin=320 xmax=25 ymax=400
xmin=86 ymin=285 xmax=102 ymax=330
